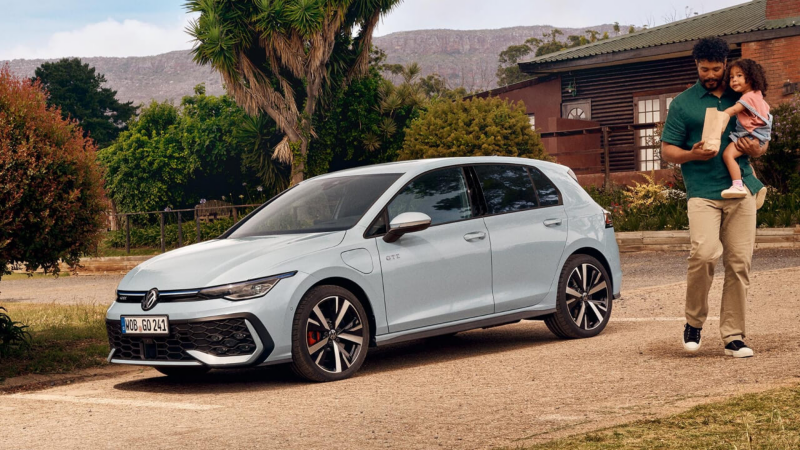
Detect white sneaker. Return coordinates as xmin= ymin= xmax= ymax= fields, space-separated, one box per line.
xmin=755 ymin=186 xmax=767 ymax=210
xmin=683 ymin=324 xmax=702 ymax=353
xmin=721 ymin=185 xmax=747 ymax=199
xmin=724 ymin=340 xmax=754 ymax=358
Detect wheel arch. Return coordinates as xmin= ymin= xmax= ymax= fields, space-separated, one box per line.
xmin=567 ymin=246 xmax=614 ymax=290
xmin=307 ymin=277 xmax=378 ymax=347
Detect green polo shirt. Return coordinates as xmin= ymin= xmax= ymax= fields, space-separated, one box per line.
xmin=661 ymin=81 xmax=764 ymax=200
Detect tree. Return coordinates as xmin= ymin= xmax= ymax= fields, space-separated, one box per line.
xmin=628 ymin=25 xmax=636 ymax=34
xmin=187 ymin=0 xmax=402 ymax=185
xmin=99 ymin=91 xmax=271 ymax=214
xmin=33 ymin=58 xmax=137 ymax=149
xmin=400 ymin=96 xmax=551 ymax=162
xmin=496 ymin=42 xmax=536 ymax=86
xmin=178 ymin=86 xmax=269 ymax=201
xmin=97 ymin=102 xmax=192 ymax=214
xmin=613 ymin=22 xmax=621 ymax=36
xmin=312 ymin=63 xmax=425 ymax=172
xmin=0 ymin=67 xmax=106 ymax=278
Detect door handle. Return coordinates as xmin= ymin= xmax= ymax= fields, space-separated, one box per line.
xmin=463 ymin=231 xmax=486 ymax=242
xmin=543 ymin=218 xmax=563 ymax=227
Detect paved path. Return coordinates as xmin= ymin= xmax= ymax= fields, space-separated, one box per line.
xmin=1 ymin=250 xmax=799 ymax=449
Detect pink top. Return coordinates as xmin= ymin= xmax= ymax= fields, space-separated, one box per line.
xmin=737 ymin=90 xmax=770 ymax=133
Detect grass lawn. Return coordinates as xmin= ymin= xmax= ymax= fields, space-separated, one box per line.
xmin=0 ymin=302 xmax=109 ymax=382
xmin=521 ymin=385 xmax=800 ymax=450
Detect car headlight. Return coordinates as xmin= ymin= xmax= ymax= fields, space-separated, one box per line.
xmin=197 ymin=272 xmax=296 ymax=301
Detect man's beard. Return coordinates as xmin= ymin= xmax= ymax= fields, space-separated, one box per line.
xmin=702 ymin=77 xmax=722 ymax=91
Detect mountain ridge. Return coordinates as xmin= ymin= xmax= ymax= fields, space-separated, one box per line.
xmin=3 ymin=24 xmax=619 ymax=104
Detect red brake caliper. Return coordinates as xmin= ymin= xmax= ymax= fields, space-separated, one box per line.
xmin=307 ymin=331 xmax=322 ymax=346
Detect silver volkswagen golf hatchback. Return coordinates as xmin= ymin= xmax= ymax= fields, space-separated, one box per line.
xmin=106 ymin=157 xmax=622 ymax=381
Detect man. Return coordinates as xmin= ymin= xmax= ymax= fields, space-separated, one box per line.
xmin=661 ymin=37 xmax=767 ymax=358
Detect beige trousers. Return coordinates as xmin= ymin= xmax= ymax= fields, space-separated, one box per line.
xmin=686 ymin=190 xmax=756 ymax=344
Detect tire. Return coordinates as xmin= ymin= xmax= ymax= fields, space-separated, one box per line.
xmin=545 ymin=254 xmax=613 ymax=339
xmin=155 ymin=366 xmax=210 ymax=378
xmin=290 ymin=285 xmax=370 ymax=382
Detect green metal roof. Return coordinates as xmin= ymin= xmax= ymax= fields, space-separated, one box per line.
xmin=521 ymin=0 xmax=798 ymax=69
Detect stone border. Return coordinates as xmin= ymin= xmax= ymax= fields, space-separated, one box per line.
xmin=616 ymin=226 xmax=800 ymax=252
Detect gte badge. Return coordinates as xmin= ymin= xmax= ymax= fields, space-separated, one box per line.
xmin=141 ymin=288 xmax=159 ymax=311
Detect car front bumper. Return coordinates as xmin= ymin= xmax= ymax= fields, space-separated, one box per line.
xmin=105 ymin=272 xmax=309 ymax=368
xmin=105 ymin=312 xmax=275 ymax=368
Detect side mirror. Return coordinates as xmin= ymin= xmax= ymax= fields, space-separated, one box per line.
xmin=383 ymin=212 xmax=432 ymax=243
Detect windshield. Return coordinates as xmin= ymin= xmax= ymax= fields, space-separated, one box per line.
xmin=227 ymin=173 xmax=402 ymax=237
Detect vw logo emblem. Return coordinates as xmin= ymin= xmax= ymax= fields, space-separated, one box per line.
xmin=142 ymin=288 xmax=159 ymax=311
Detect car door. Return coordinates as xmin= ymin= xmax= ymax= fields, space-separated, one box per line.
xmin=373 ymin=166 xmax=494 ymax=333
xmin=472 ymin=164 xmax=568 ymax=313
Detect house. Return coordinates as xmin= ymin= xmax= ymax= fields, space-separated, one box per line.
xmin=474 ymin=0 xmax=800 ymax=187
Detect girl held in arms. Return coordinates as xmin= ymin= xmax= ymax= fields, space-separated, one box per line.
xmin=721 ymin=59 xmax=772 ymax=199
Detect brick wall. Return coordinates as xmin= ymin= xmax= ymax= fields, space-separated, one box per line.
xmin=741 ymin=35 xmax=800 ymax=106
xmin=766 ymin=0 xmax=800 ymax=20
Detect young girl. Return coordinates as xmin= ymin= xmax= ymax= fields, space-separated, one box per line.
xmin=720 ymin=59 xmax=772 ymax=199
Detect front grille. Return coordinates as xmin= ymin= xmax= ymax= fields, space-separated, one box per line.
xmin=106 ymin=318 xmax=257 ymax=362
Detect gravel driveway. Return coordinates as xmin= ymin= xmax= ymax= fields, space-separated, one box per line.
xmin=1 ymin=249 xmax=799 ymax=449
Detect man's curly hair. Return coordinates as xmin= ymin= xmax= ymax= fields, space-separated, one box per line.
xmin=728 ymin=59 xmax=769 ymax=94
xmin=692 ymin=37 xmax=729 ymax=63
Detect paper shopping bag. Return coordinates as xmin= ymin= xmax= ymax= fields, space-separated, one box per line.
xmin=701 ymin=108 xmax=731 ymax=152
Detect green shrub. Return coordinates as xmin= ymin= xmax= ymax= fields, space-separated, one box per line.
xmin=585 ymin=177 xmax=798 ymax=232
xmin=0 ymin=306 xmax=31 ymax=358
xmin=400 ymin=96 xmax=551 ymax=161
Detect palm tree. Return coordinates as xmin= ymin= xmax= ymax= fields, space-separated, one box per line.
xmin=187 ymin=0 xmax=403 ymax=184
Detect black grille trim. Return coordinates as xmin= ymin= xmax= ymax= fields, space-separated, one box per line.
xmin=116 ymin=292 xmax=203 ymax=303
xmin=106 ymin=314 xmax=274 ymax=366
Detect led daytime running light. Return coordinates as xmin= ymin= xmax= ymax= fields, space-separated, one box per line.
xmin=198 ymin=272 xmax=295 ymax=301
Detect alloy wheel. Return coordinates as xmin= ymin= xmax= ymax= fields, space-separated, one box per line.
xmin=564 ymin=263 xmax=609 ymax=331
xmin=304 ymin=295 xmax=365 ymax=374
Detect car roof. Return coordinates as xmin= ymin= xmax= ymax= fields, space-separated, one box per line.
xmin=311 ymin=157 xmax=565 ymax=180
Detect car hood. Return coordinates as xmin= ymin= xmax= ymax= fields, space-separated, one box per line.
xmin=118 ymin=231 xmax=346 ymax=291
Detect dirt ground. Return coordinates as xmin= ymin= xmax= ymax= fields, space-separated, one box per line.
xmin=1 ymin=249 xmax=799 ymax=449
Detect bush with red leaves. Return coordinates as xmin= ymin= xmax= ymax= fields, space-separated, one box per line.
xmin=0 ymin=66 xmax=106 ymax=279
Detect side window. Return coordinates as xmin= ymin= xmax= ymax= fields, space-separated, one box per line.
xmin=387 ymin=167 xmax=472 ymax=226
xmin=473 ymin=165 xmax=539 ymax=214
xmin=528 ymin=167 xmax=561 ymax=207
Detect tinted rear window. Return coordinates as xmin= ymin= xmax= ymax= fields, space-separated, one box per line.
xmin=528 ymin=167 xmax=561 ymax=207
xmin=473 ymin=165 xmax=539 ymax=214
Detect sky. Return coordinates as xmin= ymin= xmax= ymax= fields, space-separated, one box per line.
xmin=0 ymin=0 xmax=750 ymax=60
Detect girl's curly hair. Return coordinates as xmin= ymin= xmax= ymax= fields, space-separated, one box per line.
xmin=728 ymin=59 xmax=768 ymax=94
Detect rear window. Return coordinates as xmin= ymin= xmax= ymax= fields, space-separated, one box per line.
xmin=473 ymin=165 xmax=539 ymax=214
xmin=528 ymin=166 xmax=561 ymax=207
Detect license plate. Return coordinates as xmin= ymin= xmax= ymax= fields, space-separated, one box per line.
xmin=121 ymin=316 xmax=169 ymax=335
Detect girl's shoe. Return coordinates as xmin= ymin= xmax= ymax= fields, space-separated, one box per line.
xmin=721 ymin=185 xmax=747 ymax=198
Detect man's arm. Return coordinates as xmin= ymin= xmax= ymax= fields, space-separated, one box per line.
xmin=735 ymin=137 xmax=768 ymax=158
xmin=661 ymin=141 xmax=718 ymax=164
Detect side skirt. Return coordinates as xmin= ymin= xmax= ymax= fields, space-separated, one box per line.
xmin=375 ymin=308 xmax=556 ymax=347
